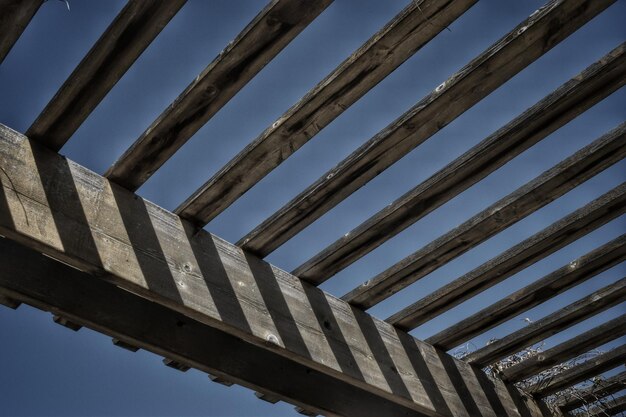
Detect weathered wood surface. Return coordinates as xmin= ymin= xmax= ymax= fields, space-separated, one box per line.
xmin=175 ymin=0 xmax=478 ymax=226
xmin=528 ymin=344 xmax=626 ymax=397
xmin=0 ymin=0 xmax=42 ymax=64
xmin=0 ymin=125 xmax=553 ymax=417
xmin=387 ymin=185 xmax=626 ymax=330
xmin=25 ymin=0 xmax=186 ymax=151
xmin=344 ymin=120 xmax=626 ymax=307
xmin=501 ymin=314 xmax=626 ymax=382
xmin=238 ymin=0 xmax=616 ymax=258
xmin=105 ymin=0 xmax=332 ymax=191
xmin=297 ymin=49 xmax=626 ymax=287
xmin=463 ymin=278 xmax=626 ymax=368
xmin=427 ymin=236 xmax=626 ymax=351
xmin=557 ymin=371 xmax=626 ymax=413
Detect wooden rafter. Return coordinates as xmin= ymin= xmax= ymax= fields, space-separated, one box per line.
xmin=0 ymin=0 xmax=43 ymax=64
xmin=105 ymin=0 xmax=333 ymax=191
xmin=556 ymin=371 xmax=626 ymax=413
xmin=174 ymin=0 xmax=478 ymax=226
xmin=238 ymin=0 xmax=616 ymax=258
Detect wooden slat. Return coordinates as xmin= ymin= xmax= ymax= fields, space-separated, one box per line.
xmin=297 ymin=49 xmax=626 ymax=287
xmin=387 ymin=185 xmax=626 ymax=330
xmin=174 ymin=0 xmax=478 ymax=225
xmin=427 ymin=236 xmax=626 ymax=351
xmin=238 ymin=0 xmax=616 ymax=258
xmin=25 ymin=0 xmax=187 ymax=151
xmin=557 ymin=371 xmax=626 ymax=412
xmin=344 ymin=121 xmax=626 ymax=307
xmin=0 ymin=124 xmax=553 ymax=417
xmin=105 ymin=0 xmax=332 ymax=191
xmin=528 ymin=344 xmax=626 ymax=398
xmin=501 ymin=314 xmax=626 ymax=382
xmin=462 ymin=278 xmax=626 ymax=368
xmin=0 ymin=0 xmax=43 ymax=64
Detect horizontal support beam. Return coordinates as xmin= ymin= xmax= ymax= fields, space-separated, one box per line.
xmin=175 ymin=0 xmax=478 ymax=225
xmin=25 ymin=0 xmax=186 ymax=151
xmin=239 ymin=0 xmax=616 ymax=258
xmin=528 ymin=345 xmax=626 ymax=397
xmin=387 ymin=184 xmax=626 ymax=330
xmin=298 ymin=48 xmax=626 ymax=288
xmin=427 ymin=235 xmax=626 ymax=351
xmin=463 ymin=278 xmax=626 ymax=368
xmin=344 ymin=117 xmax=626 ymax=308
xmin=0 ymin=124 xmax=551 ymax=417
xmin=0 ymin=0 xmax=43 ymax=64
xmin=557 ymin=371 xmax=626 ymax=412
xmin=105 ymin=0 xmax=332 ymax=191
xmin=501 ymin=314 xmax=626 ymax=382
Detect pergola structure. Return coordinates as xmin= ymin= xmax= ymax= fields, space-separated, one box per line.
xmin=0 ymin=0 xmax=624 ymax=416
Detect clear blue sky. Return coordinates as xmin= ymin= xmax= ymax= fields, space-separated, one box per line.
xmin=0 ymin=0 xmax=624 ymax=416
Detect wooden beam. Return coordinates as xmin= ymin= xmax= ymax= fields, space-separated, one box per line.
xmin=501 ymin=314 xmax=626 ymax=382
xmin=462 ymin=278 xmax=626 ymax=368
xmin=344 ymin=120 xmax=626 ymax=306
xmin=557 ymin=371 xmax=626 ymax=412
xmin=238 ymin=0 xmax=617 ymax=258
xmin=25 ymin=0 xmax=187 ymax=151
xmin=297 ymin=49 xmax=626 ymax=288
xmin=0 ymin=0 xmax=43 ymax=64
xmin=387 ymin=184 xmax=626 ymax=330
xmin=427 ymin=236 xmax=626 ymax=351
xmin=528 ymin=345 xmax=626 ymax=398
xmin=174 ymin=0 xmax=478 ymax=226
xmin=0 ymin=125 xmax=552 ymax=417
xmin=105 ymin=0 xmax=332 ymax=191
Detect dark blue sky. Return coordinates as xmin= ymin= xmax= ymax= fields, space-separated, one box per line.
xmin=1 ymin=1 xmax=624 ymax=416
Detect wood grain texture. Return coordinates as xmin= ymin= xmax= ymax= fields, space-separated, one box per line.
xmin=105 ymin=0 xmax=332 ymax=191
xmin=426 ymin=236 xmax=626 ymax=351
xmin=238 ymin=0 xmax=617 ymax=258
xmin=26 ymin=0 xmax=186 ymax=151
xmin=0 ymin=0 xmax=42 ymax=64
xmin=0 ymin=124 xmax=552 ymax=417
xmin=387 ymin=185 xmax=626 ymax=331
xmin=501 ymin=314 xmax=626 ymax=382
xmin=556 ymin=371 xmax=625 ymax=412
xmin=527 ymin=344 xmax=626 ymax=397
xmin=174 ymin=0 xmax=478 ymax=226
xmin=343 ymin=119 xmax=626 ymax=307
xmin=462 ymin=278 xmax=626 ymax=368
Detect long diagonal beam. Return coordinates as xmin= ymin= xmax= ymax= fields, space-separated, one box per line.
xmin=26 ymin=0 xmax=187 ymax=151
xmin=238 ymin=0 xmax=616 ymax=258
xmin=344 ymin=120 xmax=626 ymax=307
xmin=0 ymin=0 xmax=43 ymax=64
xmin=427 ymin=235 xmax=626 ymax=351
xmin=556 ymin=371 xmax=626 ymax=413
xmin=105 ymin=0 xmax=332 ymax=191
xmin=0 ymin=124 xmax=553 ymax=417
xmin=501 ymin=314 xmax=626 ymax=382
xmin=463 ymin=278 xmax=626 ymax=368
xmin=387 ymin=184 xmax=626 ymax=330
xmin=175 ymin=0 xmax=478 ymax=226
xmin=298 ymin=46 xmax=626 ymax=288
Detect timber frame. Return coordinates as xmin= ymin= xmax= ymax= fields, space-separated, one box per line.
xmin=0 ymin=0 xmax=624 ymax=416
